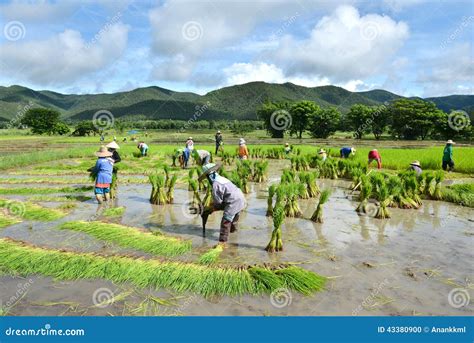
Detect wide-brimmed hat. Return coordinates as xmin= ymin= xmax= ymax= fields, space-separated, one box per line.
xmin=318 ymin=149 xmax=326 ymax=154
xmin=198 ymin=163 xmax=221 ymax=181
xmin=351 ymin=147 xmax=357 ymax=153
xmin=95 ymin=145 xmax=113 ymax=157
xmin=188 ymin=137 xmax=193 ymax=140
xmin=446 ymin=140 xmax=455 ymax=144
xmin=410 ymin=160 xmax=421 ymax=167
xmin=285 ymin=142 xmax=289 ymax=146
xmin=106 ymin=141 xmax=120 ymax=150
xmin=217 ymin=130 xmax=221 ymax=134
xmin=239 ymin=138 xmax=246 ymax=145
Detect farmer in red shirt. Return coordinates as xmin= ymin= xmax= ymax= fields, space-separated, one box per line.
xmin=368 ymin=149 xmax=382 ymax=169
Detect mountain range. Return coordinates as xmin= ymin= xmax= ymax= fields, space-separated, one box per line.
xmin=0 ymin=82 xmax=473 ymax=122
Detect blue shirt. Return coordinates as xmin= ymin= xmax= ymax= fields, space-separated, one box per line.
xmin=340 ymin=147 xmax=352 ymax=158
xmin=94 ymin=158 xmax=113 ymax=184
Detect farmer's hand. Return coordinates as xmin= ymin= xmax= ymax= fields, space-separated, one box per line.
xmin=202 ymin=206 xmax=214 ymax=215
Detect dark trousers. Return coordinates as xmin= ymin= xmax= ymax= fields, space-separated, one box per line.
xmin=442 ymin=160 xmax=454 ymax=171
xmin=219 ymin=212 xmax=240 ymax=242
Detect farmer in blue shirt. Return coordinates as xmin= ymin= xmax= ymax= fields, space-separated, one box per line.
xmin=92 ymin=146 xmax=113 ymax=203
xmin=340 ymin=146 xmax=356 ymax=158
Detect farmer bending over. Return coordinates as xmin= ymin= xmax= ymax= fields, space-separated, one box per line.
xmin=92 ymin=146 xmax=113 ymax=204
xmin=173 ymin=148 xmax=185 ymax=168
xmin=199 ymin=163 xmax=246 ymax=246
xmin=318 ymin=149 xmax=327 ymax=162
xmin=409 ymin=160 xmax=422 ymax=176
xmin=340 ymin=146 xmax=356 ymax=158
xmin=442 ymin=140 xmax=455 ymax=171
xmin=368 ymin=149 xmax=382 ymax=169
xmin=137 ymin=141 xmax=148 ymax=156
xmin=192 ymin=149 xmax=211 ymax=166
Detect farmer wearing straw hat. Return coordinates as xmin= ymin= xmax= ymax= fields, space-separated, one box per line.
xmin=199 ymin=163 xmax=246 ymax=246
xmin=340 ymin=146 xmax=356 ymax=158
xmin=92 ymin=146 xmax=113 ymax=203
xmin=318 ymin=149 xmax=327 ymax=162
xmin=215 ymin=131 xmax=223 ymax=155
xmin=183 ymin=137 xmax=194 ymax=167
xmin=442 ymin=140 xmax=455 ymax=171
xmin=238 ymin=138 xmax=249 ymax=160
xmin=368 ymin=149 xmax=382 ymax=169
xmin=409 ymin=160 xmax=422 ymax=176
xmin=284 ymin=143 xmax=292 ymax=154
xmin=106 ymin=141 xmax=121 ymax=164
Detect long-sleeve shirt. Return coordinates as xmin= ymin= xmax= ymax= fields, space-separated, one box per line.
xmin=93 ymin=158 xmax=113 ymax=185
xmin=215 ymin=134 xmax=223 ymax=145
xmin=186 ymin=140 xmax=194 ymax=150
xmin=443 ymin=145 xmax=453 ymax=162
xmin=368 ymin=150 xmax=381 ymax=160
xmin=340 ymin=147 xmax=352 ymax=158
xmin=239 ymin=144 xmax=249 ymax=158
xmin=196 ymin=150 xmax=210 ymax=159
xmin=212 ymin=175 xmax=246 ymax=219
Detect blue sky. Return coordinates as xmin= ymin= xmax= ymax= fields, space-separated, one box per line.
xmin=0 ymin=0 xmax=472 ymax=97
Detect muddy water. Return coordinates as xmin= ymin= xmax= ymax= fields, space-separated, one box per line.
xmin=0 ymin=160 xmax=473 ymax=316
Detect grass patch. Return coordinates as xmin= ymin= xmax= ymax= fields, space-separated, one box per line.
xmin=103 ymin=207 xmax=125 ymax=217
xmin=0 ymin=238 xmax=326 ymax=297
xmin=0 ymin=186 xmax=93 ymax=195
xmin=29 ymin=195 xmax=92 ymax=202
xmin=59 ymin=221 xmax=191 ymax=257
xmin=0 ymin=198 xmax=66 ymax=221
xmin=0 ymin=214 xmax=21 ymax=228
xmin=441 ymin=183 xmax=474 ymax=207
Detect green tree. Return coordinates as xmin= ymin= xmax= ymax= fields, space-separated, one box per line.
xmin=308 ymin=107 xmax=340 ymax=138
xmin=53 ymin=122 xmax=70 ymax=135
xmin=72 ymin=121 xmax=99 ymax=136
xmin=389 ymin=99 xmax=446 ymax=140
xmin=289 ymin=101 xmax=319 ymax=139
xmin=257 ymin=101 xmax=290 ymax=138
xmin=347 ymin=104 xmax=372 ymax=139
xmin=21 ymin=108 xmax=64 ymax=135
xmin=370 ymin=105 xmax=391 ymax=140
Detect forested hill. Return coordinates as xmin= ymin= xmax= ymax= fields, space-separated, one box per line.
xmin=0 ymin=82 xmax=472 ymax=122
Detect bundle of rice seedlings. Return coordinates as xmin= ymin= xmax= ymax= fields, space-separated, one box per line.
xmin=424 ymin=172 xmax=436 ymax=198
xmin=404 ymin=173 xmax=422 ymax=207
xmin=103 ymin=206 xmax=125 ymax=217
xmin=233 ymin=167 xmax=250 ymax=193
xmin=266 ymin=185 xmax=276 ymax=216
xmin=163 ymin=165 xmax=171 ymax=187
xmin=374 ymin=184 xmax=391 ymax=219
xmin=252 ymin=160 xmax=268 ymax=182
xmin=298 ymin=173 xmax=310 ymax=199
xmin=280 ymin=169 xmax=296 ymax=184
xmin=0 ymin=238 xmax=326 ymax=297
xmin=265 ymin=204 xmax=284 ymax=252
xmin=189 ymin=179 xmax=201 ymax=204
xmin=311 ymin=189 xmax=331 ymax=223
xmin=202 ymin=185 xmax=213 ymax=208
xmin=166 ymin=174 xmax=178 ymax=203
xmin=198 ymin=245 xmax=224 ymax=265
xmin=59 ymin=221 xmax=191 ymax=257
xmin=350 ymin=168 xmax=364 ymax=189
xmin=0 ymin=198 xmax=65 ymax=221
xmin=291 ymin=156 xmax=309 ymax=171
xmin=433 ymin=171 xmax=444 ymax=200
xmin=110 ymin=166 xmax=118 ymax=200
xmin=188 ymin=169 xmax=196 ymax=191
xmin=282 ymin=184 xmax=303 ymax=217
xmin=301 ymin=172 xmax=319 ymax=198
xmin=356 ymin=177 xmax=372 ymax=212
xmin=237 ymin=160 xmax=252 ymax=179
xmin=149 ymin=174 xmax=167 ymax=205
xmin=386 ymin=176 xmax=405 ymax=208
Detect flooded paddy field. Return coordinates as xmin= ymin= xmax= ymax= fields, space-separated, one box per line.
xmin=0 ymin=158 xmax=472 ymax=316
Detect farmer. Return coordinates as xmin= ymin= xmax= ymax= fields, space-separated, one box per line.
xmin=238 ymin=138 xmax=249 ymax=160
xmin=137 ymin=141 xmax=148 ymax=156
xmin=215 ymin=130 xmax=223 ymax=155
xmin=199 ymin=163 xmax=246 ymax=246
xmin=173 ymin=148 xmax=185 ymax=168
xmin=368 ymin=149 xmax=382 ymax=169
xmin=92 ymin=146 xmax=113 ymax=204
xmin=318 ymin=149 xmax=327 ymax=162
xmin=186 ymin=137 xmax=194 ymax=151
xmin=442 ymin=140 xmax=455 ymax=171
xmin=284 ymin=143 xmax=291 ymax=154
xmin=340 ymin=146 xmax=356 ymax=158
xmin=192 ymin=149 xmax=211 ymax=166
xmin=409 ymin=160 xmax=423 ymax=176
xmin=106 ymin=141 xmax=121 ymax=164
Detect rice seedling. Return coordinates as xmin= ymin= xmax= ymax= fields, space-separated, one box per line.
xmin=59 ymin=221 xmax=191 ymax=257
xmin=280 ymin=169 xmax=296 ymax=184
xmin=297 ymin=173 xmax=310 ymax=199
xmin=163 ymin=165 xmax=171 ymax=187
xmin=0 ymin=198 xmax=66 ymax=221
xmin=198 ymin=245 xmax=224 ymax=265
xmin=356 ymin=177 xmax=372 ymax=213
xmin=424 ymin=172 xmax=436 ymax=198
xmin=252 ymin=160 xmax=268 ymax=182
xmin=103 ymin=206 xmax=125 ymax=217
xmin=187 ymin=169 xmax=196 ymax=191
xmin=29 ymin=195 xmax=92 ymax=202
xmin=265 ymin=204 xmax=284 ymax=252
xmin=441 ymin=183 xmax=474 ymax=207
xmin=166 ymin=174 xmax=178 ymax=203
xmin=0 ymin=238 xmax=326 ymax=297
xmin=149 ymin=173 xmax=167 ymax=205
xmin=432 ymin=171 xmax=445 ymax=200
xmin=374 ymin=184 xmax=392 ymax=219
xmin=189 ymin=179 xmax=202 ymax=204
xmin=311 ymin=189 xmax=331 ymax=223
xmin=300 ymin=172 xmax=319 ymax=198
xmin=291 ymin=156 xmax=309 ymax=171
xmin=266 ymin=185 xmax=276 ymax=216
xmin=0 ymin=186 xmax=93 ymax=195
xmin=281 ymin=184 xmax=303 ymax=217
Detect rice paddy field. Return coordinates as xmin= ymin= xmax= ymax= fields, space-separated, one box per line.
xmin=0 ymin=131 xmax=472 ymax=316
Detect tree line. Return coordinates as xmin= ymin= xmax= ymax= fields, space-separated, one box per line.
xmin=257 ymin=98 xmax=473 ymax=140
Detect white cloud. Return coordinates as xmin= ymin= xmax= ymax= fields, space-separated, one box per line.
xmin=417 ymin=43 xmax=474 ymax=96
xmin=0 ymin=23 xmax=129 ymax=85
xmin=271 ymin=5 xmax=409 ymax=83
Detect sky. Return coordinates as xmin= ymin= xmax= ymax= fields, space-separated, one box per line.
xmin=0 ymin=0 xmax=472 ymax=97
